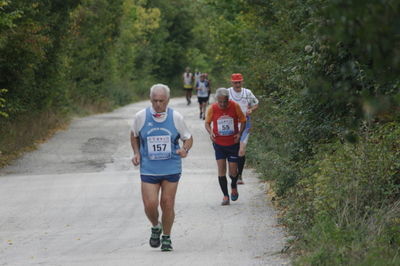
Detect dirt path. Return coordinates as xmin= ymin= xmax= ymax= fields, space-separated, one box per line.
xmin=0 ymin=97 xmax=289 ymax=266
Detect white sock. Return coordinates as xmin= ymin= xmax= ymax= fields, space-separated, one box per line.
xmin=153 ymin=222 xmax=161 ymax=229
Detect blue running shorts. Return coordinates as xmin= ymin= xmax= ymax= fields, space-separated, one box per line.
xmin=141 ymin=173 xmax=181 ymax=184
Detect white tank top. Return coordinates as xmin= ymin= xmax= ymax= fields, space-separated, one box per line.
xmin=228 ymin=87 xmax=258 ymax=114
xmin=183 ymin=73 xmax=193 ymax=85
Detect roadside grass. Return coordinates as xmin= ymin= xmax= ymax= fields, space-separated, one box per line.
xmin=294 ymin=205 xmax=400 ymax=266
xmin=0 ymin=110 xmax=71 ymax=168
xmin=247 ymin=110 xmax=400 ymax=265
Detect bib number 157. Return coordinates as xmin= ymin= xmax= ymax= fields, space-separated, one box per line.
xmin=152 ymin=143 xmax=167 ymax=151
xmin=147 ymin=135 xmax=172 ymax=160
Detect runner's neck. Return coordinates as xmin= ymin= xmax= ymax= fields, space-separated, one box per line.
xmin=233 ymin=87 xmax=242 ymax=93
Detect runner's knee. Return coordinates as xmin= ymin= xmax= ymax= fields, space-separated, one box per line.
xmin=160 ymin=196 xmax=175 ymax=211
xmin=143 ymin=199 xmax=159 ymax=211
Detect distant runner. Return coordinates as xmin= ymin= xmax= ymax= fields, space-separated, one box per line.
xmin=194 ymin=69 xmax=202 ymax=86
xmin=195 ymin=73 xmax=210 ymax=120
xmin=205 ymin=88 xmax=246 ymax=205
xmin=131 ymin=84 xmax=193 ymax=251
xmin=227 ymin=73 xmax=259 ymax=184
xmin=183 ymin=67 xmax=194 ymax=105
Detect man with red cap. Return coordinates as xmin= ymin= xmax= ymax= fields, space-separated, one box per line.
xmin=227 ymin=73 xmax=259 ymax=184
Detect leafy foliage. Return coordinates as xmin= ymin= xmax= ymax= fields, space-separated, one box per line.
xmin=0 ymin=88 xmax=7 ymax=118
xmin=0 ymin=0 xmax=199 ymax=153
xmin=201 ymin=0 xmax=400 ymax=264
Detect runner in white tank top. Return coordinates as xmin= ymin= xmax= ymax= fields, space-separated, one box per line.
xmin=183 ymin=67 xmax=194 ymax=105
xmin=195 ymin=74 xmax=210 ymax=120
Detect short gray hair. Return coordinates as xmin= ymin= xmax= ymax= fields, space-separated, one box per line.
xmin=215 ymin=87 xmax=229 ymax=98
xmin=150 ymin=84 xmax=170 ymax=99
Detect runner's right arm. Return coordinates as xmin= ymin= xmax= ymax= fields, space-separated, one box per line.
xmin=131 ymin=110 xmax=145 ymax=166
xmin=204 ymin=106 xmax=215 ymax=142
xmin=130 ymin=132 xmax=141 ymax=166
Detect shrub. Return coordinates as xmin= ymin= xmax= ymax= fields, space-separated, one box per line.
xmin=287 ymin=123 xmax=400 ymax=265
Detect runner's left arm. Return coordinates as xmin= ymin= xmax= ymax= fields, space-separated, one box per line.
xmin=174 ymin=111 xmax=193 ymax=158
xmin=177 ymin=136 xmax=193 ymax=158
xmin=247 ymin=104 xmax=258 ymax=115
xmin=246 ymin=90 xmax=259 ymax=115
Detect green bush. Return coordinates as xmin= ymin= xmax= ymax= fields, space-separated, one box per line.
xmin=281 ymin=123 xmax=400 ymax=265
xmin=0 ymin=0 xmax=204 ymax=162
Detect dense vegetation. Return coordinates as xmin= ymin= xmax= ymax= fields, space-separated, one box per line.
xmin=200 ymin=0 xmax=400 ymax=264
xmin=1 ymin=0 xmax=399 ymax=264
xmin=0 ymin=0 xmax=200 ymax=160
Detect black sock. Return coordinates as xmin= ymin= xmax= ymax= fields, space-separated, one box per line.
xmin=218 ymin=176 xmax=229 ymax=196
xmin=229 ymin=175 xmax=238 ymax=189
xmin=238 ymin=156 xmax=246 ymax=176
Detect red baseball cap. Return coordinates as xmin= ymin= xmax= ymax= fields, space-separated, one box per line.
xmin=231 ymin=73 xmax=243 ymax=82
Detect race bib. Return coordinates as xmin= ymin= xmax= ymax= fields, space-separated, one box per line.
xmin=147 ymin=135 xmax=172 ymax=160
xmin=217 ymin=117 xmax=234 ymax=136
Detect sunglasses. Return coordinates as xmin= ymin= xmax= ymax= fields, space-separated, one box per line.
xmin=232 ymin=81 xmax=242 ymax=84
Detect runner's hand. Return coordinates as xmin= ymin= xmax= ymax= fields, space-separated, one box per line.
xmin=176 ymin=149 xmax=188 ymax=158
xmin=132 ymin=154 xmax=140 ymax=166
xmin=209 ymin=132 xmax=216 ymax=142
xmin=234 ymin=133 xmax=241 ymax=143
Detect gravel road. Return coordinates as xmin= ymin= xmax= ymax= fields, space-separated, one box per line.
xmin=0 ymin=97 xmax=289 ymax=266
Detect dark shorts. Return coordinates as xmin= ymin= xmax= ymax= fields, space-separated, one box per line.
xmin=141 ymin=173 xmax=181 ymax=184
xmin=183 ymin=87 xmax=193 ymax=90
xmin=212 ymin=142 xmax=239 ymax=162
xmin=198 ymin=97 xmax=209 ymax=104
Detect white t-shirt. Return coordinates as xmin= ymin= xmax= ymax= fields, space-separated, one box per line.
xmin=227 ymin=87 xmax=259 ymax=115
xmin=131 ymin=107 xmax=192 ymax=140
